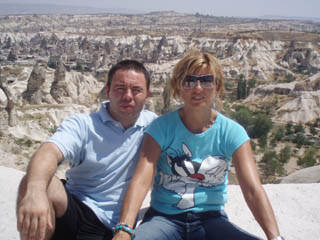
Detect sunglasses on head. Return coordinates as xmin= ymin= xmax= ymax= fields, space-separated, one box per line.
xmin=183 ymin=75 xmax=215 ymax=89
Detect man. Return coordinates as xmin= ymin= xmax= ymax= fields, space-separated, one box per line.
xmin=16 ymin=60 xmax=157 ymax=240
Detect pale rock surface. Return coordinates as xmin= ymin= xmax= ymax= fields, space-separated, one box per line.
xmin=281 ymin=165 xmax=320 ymax=183
xmin=0 ymin=166 xmax=24 ymax=240
xmin=275 ymin=90 xmax=320 ymax=123
xmin=9 ymin=104 xmax=94 ymax=141
xmin=246 ymin=82 xmax=296 ymax=101
xmin=1 ymin=166 xmax=319 ymax=240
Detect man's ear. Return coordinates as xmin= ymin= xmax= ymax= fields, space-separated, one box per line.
xmin=146 ymin=90 xmax=151 ymax=99
xmin=105 ymin=85 xmax=110 ymax=99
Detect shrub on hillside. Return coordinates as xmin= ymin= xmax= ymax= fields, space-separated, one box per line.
xmin=231 ymin=106 xmax=253 ymax=131
xmin=260 ymin=150 xmax=285 ymax=178
xmin=249 ymin=113 xmax=273 ymax=139
xmin=298 ymin=146 xmax=318 ymax=167
xmin=273 ymin=126 xmax=285 ymax=142
xmin=279 ymin=145 xmax=291 ymax=164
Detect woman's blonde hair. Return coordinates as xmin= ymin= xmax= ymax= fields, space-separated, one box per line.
xmin=170 ymin=50 xmax=224 ymax=109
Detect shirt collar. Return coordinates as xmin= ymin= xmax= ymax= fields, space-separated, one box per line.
xmin=98 ymin=101 xmax=115 ymax=123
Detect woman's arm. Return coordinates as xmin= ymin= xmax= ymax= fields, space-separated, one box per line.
xmin=233 ymin=141 xmax=281 ymax=240
xmin=113 ymin=134 xmax=161 ymax=240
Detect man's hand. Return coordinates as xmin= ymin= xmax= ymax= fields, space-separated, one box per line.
xmin=17 ymin=189 xmax=53 ymax=240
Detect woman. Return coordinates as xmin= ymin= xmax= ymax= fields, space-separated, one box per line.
xmin=112 ymin=51 xmax=284 ymax=240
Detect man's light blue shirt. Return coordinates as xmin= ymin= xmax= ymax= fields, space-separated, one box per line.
xmin=46 ymin=101 xmax=157 ymax=229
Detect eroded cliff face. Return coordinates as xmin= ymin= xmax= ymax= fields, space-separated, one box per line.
xmin=1 ymin=34 xmax=320 ymax=136
xmin=246 ymin=72 xmax=320 ymax=123
xmin=22 ymin=63 xmax=54 ymax=105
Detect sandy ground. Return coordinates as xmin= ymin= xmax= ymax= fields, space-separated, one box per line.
xmin=1 ymin=166 xmax=320 ymax=240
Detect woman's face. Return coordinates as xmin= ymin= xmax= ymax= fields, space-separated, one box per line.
xmin=179 ymin=67 xmax=217 ymax=110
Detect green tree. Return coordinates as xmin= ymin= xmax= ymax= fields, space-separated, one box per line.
xmin=231 ymin=107 xmax=253 ymax=131
xmin=237 ymin=74 xmax=247 ymax=100
xmin=270 ymin=137 xmax=277 ymax=147
xmin=293 ymin=132 xmax=308 ymax=148
xmin=250 ymin=113 xmax=273 ymax=139
xmin=271 ymin=126 xmax=285 ymax=147
xmin=260 ymin=151 xmax=284 ymax=177
xmin=279 ymin=144 xmax=291 ymax=163
xmin=310 ymin=126 xmax=317 ymax=136
xmin=298 ymin=147 xmax=318 ymax=167
xmin=237 ymin=76 xmax=243 ymax=100
xmin=258 ymin=134 xmax=268 ymax=148
xmin=294 ymin=124 xmax=305 ymax=134
xmin=273 ymin=126 xmax=285 ymax=141
xmin=285 ymin=122 xmax=293 ymax=135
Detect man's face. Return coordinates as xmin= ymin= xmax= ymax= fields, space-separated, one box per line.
xmin=106 ymin=69 xmax=151 ymax=128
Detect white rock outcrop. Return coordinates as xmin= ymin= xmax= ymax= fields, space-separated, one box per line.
xmin=275 ymin=90 xmax=320 ymax=123
xmin=281 ymin=165 xmax=320 ymax=183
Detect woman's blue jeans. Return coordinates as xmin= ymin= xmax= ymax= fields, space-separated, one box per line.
xmin=135 ymin=208 xmax=262 ymax=240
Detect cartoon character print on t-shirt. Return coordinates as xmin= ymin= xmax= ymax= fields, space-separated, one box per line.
xmin=158 ymin=143 xmax=227 ymax=210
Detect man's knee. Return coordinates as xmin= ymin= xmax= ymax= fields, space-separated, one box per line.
xmin=17 ymin=175 xmax=68 ymax=218
xmin=47 ymin=176 xmax=68 ymax=218
xmin=17 ymin=175 xmax=27 ymax=196
xmin=16 ymin=175 xmax=28 ymax=214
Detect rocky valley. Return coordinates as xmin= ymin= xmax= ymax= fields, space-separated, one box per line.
xmin=0 ymin=11 xmax=319 ymax=182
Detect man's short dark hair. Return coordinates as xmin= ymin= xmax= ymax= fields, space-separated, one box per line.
xmin=107 ymin=60 xmax=151 ymax=90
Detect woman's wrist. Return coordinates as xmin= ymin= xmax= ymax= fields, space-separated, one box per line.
xmin=112 ymin=223 xmax=135 ymax=240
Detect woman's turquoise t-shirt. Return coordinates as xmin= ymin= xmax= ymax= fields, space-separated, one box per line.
xmin=145 ymin=109 xmax=250 ymax=214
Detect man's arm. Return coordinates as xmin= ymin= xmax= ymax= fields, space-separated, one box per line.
xmin=113 ymin=134 xmax=161 ymax=240
xmin=233 ymin=141 xmax=281 ymax=240
xmin=17 ymin=142 xmax=64 ymax=240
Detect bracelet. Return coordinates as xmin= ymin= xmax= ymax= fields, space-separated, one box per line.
xmin=112 ymin=223 xmax=135 ymax=239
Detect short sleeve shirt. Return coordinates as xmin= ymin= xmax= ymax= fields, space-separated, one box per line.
xmin=46 ymin=101 xmax=157 ymax=228
xmin=145 ymin=109 xmax=249 ymax=214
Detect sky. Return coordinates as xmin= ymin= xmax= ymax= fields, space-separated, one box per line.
xmin=1 ymin=0 xmax=319 ymax=18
